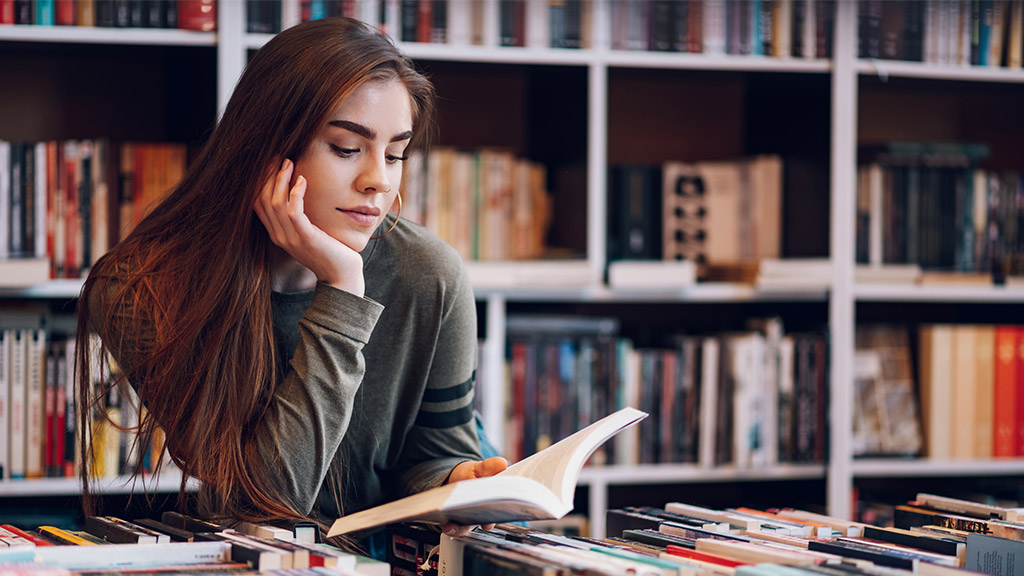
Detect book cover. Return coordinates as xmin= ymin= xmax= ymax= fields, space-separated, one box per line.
xmin=327 ymin=407 xmax=647 ymax=537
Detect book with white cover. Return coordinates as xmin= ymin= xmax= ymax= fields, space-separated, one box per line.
xmin=327 ymin=407 xmax=647 ymax=537
xmin=607 ymin=260 xmax=697 ymax=290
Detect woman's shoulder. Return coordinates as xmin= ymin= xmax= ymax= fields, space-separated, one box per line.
xmin=371 ymin=218 xmax=470 ymax=291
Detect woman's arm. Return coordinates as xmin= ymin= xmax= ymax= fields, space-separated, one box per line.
xmin=392 ymin=261 xmax=487 ymax=496
xmin=256 ymin=284 xmax=383 ymax=513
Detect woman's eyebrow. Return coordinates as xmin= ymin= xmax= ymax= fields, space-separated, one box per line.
xmin=328 ymin=119 xmax=412 ymax=143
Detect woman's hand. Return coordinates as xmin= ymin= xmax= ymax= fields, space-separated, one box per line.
xmin=441 ymin=456 xmax=509 ymax=537
xmin=254 ymin=158 xmax=366 ymax=296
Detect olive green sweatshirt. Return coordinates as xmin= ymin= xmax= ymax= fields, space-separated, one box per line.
xmin=92 ymin=214 xmax=483 ymax=520
xmin=270 ymin=215 xmax=483 ymax=518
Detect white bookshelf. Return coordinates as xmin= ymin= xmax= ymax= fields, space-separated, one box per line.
xmin=852 ymin=459 xmax=1024 ymax=478
xmin=3 ymin=0 xmax=1023 ymax=531
xmin=0 ymin=472 xmax=196 ymax=497
xmin=0 ymin=25 xmax=216 ymax=45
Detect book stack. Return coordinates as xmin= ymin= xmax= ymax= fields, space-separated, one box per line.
xmin=917 ymin=322 xmax=1024 ymax=460
xmin=500 ymin=315 xmax=828 ymax=468
xmin=400 ymin=148 xmax=552 ymax=263
xmin=435 ymin=492 xmax=1024 ymax=576
xmin=0 ymin=140 xmax=189 ymax=287
xmin=855 ymin=142 xmax=1024 ymax=285
xmin=0 ymin=511 xmax=385 ymax=575
xmin=0 ymin=0 xmax=217 ymax=30
xmin=614 ymin=155 xmax=784 ymax=282
xmin=0 ymin=316 xmax=179 ymax=482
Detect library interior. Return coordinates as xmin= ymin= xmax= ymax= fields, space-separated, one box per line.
xmin=2 ymin=0 xmax=1024 ymax=575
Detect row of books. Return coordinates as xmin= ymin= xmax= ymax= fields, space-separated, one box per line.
xmin=401 ymin=148 xmax=552 ymax=262
xmin=246 ymin=0 xmax=364 ymax=35
xmin=855 ymin=144 xmax=1024 ymax=280
xmin=0 ymin=510 xmax=385 ymax=575
xmin=0 ymin=324 xmax=168 ymax=482
xmin=859 ymin=0 xmax=1024 ymax=69
xmin=0 ymin=0 xmax=217 ymax=30
xmin=497 ymin=315 xmax=827 ymax=467
xmin=0 ymin=139 xmax=189 ymax=286
xmin=606 ymin=0 xmax=835 ymax=57
xmin=918 ymin=323 xmax=1024 ymax=460
xmin=610 ymin=156 xmax=783 ymax=279
xmin=852 ymin=323 xmax=1024 ymax=460
xmin=242 ymin=0 xmax=837 ymax=58
xmin=439 ymin=492 xmax=1024 ymax=575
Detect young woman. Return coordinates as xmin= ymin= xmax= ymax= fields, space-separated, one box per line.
xmin=76 ymin=17 xmax=506 ymax=538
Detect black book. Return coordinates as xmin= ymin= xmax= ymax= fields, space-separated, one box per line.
xmin=808 ymin=539 xmax=914 ymax=570
xmin=84 ymin=516 xmax=162 ymax=544
xmin=620 ymin=528 xmax=696 ymax=550
xmin=162 ymin=511 xmax=226 ymax=534
xmin=862 ymin=525 xmax=964 ymax=558
xmin=607 ymin=164 xmax=663 ymax=262
xmin=193 ymin=532 xmax=285 ymax=571
xmin=133 ymin=518 xmax=196 ymax=542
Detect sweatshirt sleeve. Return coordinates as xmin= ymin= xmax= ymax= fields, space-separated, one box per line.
xmin=393 ymin=263 xmax=484 ymax=496
xmin=90 ymin=277 xmax=382 ymax=516
xmin=258 ymin=283 xmax=383 ymax=513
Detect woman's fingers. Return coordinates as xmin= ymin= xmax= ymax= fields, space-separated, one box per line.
xmin=256 ymin=158 xmax=291 ymax=243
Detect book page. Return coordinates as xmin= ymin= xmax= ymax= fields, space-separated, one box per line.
xmin=500 ymin=407 xmax=647 ymax=507
xmin=326 ymin=407 xmax=646 ymax=537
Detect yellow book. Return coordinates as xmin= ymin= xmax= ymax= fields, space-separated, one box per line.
xmin=39 ymin=526 xmax=98 ymax=546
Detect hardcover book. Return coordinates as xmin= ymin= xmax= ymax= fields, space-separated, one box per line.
xmin=327 ymin=407 xmax=647 ymax=537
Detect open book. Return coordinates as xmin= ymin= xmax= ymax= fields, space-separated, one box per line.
xmin=327 ymin=407 xmax=647 ymax=537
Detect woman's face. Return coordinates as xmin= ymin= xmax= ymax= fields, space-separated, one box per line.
xmin=294 ymin=78 xmax=413 ymax=252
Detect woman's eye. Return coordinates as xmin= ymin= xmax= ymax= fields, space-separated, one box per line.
xmin=330 ymin=144 xmax=357 ymax=157
xmin=386 ymin=154 xmax=409 ymax=164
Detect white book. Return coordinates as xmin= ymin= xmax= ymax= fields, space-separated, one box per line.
xmin=280 ymin=0 xmax=301 ymax=29
xmin=0 ymin=258 xmax=50 ymax=288
xmin=327 ymin=407 xmax=647 ymax=536
xmin=448 ymin=0 xmax=472 ymax=45
xmin=607 ymin=260 xmax=697 ymax=290
xmin=0 ymin=141 xmax=9 ymax=259
xmin=703 ymin=0 xmax=727 ymax=55
xmin=698 ymin=337 xmax=720 ymax=469
xmin=465 ymin=260 xmax=593 ymax=289
xmin=34 ymin=142 xmax=47 ymax=259
xmin=25 ymin=328 xmax=46 ymax=478
xmin=14 ymin=542 xmax=231 ymax=569
xmin=526 ymin=0 xmax=549 ymax=48
xmin=7 ymin=329 xmax=27 ymax=479
xmin=0 ymin=330 xmax=9 ymax=480
xmin=803 ymin=0 xmax=816 ymax=58
xmin=615 ymin=340 xmax=641 ymax=467
xmin=665 ymin=502 xmax=762 ymax=532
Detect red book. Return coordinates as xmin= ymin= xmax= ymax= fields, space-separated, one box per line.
xmin=1017 ymin=327 xmax=1024 ymax=456
xmin=2 ymin=524 xmax=56 ymax=546
xmin=994 ymin=325 xmax=1018 ymax=457
xmin=665 ymin=544 xmax=751 ymax=568
xmin=178 ymin=0 xmax=216 ymax=31
xmin=0 ymin=0 xmax=14 ymax=23
xmin=416 ymin=0 xmax=431 ymax=43
xmin=54 ymin=0 xmax=73 ymax=24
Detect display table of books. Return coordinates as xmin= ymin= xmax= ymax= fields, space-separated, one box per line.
xmin=1 ymin=492 xmax=1020 ymax=575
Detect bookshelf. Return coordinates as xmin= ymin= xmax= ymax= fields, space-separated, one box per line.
xmin=2 ymin=0 xmax=1024 ymax=536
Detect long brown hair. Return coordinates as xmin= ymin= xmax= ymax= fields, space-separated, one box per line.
xmin=76 ymin=17 xmax=436 ymax=525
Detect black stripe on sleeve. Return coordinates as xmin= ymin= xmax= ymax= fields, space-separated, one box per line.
xmin=415 ymin=403 xmax=475 ymax=429
xmin=421 ymin=373 xmax=474 ymax=403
